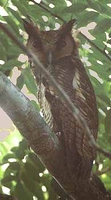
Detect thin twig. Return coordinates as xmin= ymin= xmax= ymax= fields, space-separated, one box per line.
xmin=29 ymin=0 xmax=111 ymax=62
xmin=0 ymin=22 xmax=111 ymax=160
xmin=96 ymin=166 xmax=111 ymax=175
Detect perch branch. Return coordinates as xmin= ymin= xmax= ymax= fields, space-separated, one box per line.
xmin=0 ymin=22 xmax=111 ymax=160
xmin=0 ymin=71 xmax=67 ymax=174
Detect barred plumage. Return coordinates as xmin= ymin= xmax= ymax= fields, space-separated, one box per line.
xmin=23 ymin=18 xmax=98 ymax=179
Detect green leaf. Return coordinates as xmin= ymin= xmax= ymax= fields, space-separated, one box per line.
xmin=97 ymin=94 xmax=110 ymax=107
xmin=93 ymin=33 xmax=106 ymax=50
xmin=48 ymin=0 xmax=67 ymax=14
xmin=41 ymin=175 xmax=51 ymax=191
xmin=11 ymin=146 xmax=26 ymax=160
xmin=11 ymin=0 xmax=29 ymax=15
xmin=22 ymin=67 xmax=37 ymax=95
xmin=86 ymin=0 xmax=102 ymax=12
xmin=19 ymin=139 xmax=28 ymax=151
xmin=48 ymin=186 xmax=58 ymax=200
xmin=105 ymin=109 xmax=111 ymax=135
xmin=1 ymin=60 xmax=22 ymax=71
xmin=109 ymin=32 xmax=111 ymax=38
xmin=107 ymin=39 xmax=111 ymax=44
xmin=1 ymin=174 xmax=16 ymax=187
xmin=1 ymin=161 xmax=20 ymax=177
xmin=63 ymin=3 xmax=87 ymax=14
xmin=3 ymin=15 xmax=19 ymax=35
xmin=77 ymin=11 xmax=99 ymax=27
xmin=7 ymin=7 xmax=23 ymax=24
xmin=28 ymin=153 xmax=45 ymax=173
xmin=93 ymin=18 xmax=111 ymax=35
xmin=7 ymin=45 xmax=22 ymax=58
xmin=24 ymin=161 xmax=40 ymax=182
xmin=16 ymin=74 xmax=24 ymax=89
xmin=2 ymin=154 xmax=16 ymax=163
xmin=9 ymin=162 xmax=20 ymax=171
xmin=15 ymin=181 xmax=33 ymax=200
xmin=31 ymin=100 xmax=40 ymax=111
xmin=86 ymin=1 xmax=111 ymax=18
xmin=11 ymin=146 xmax=18 ymax=152
xmin=0 ymin=45 xmax=7 ymax=61
xmin=15 ymin=150 xmax=26 ymax=160
xmin=0 ymin=0 xmax=7 ymax=6
xmin=22 ymin=171 xmax=44 ymax=199
xmin=0 ymin=143 xmax=8 ymax=156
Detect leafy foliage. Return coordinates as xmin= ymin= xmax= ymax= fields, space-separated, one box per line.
xmin=0 ymin=0 xmax=111 ymax=199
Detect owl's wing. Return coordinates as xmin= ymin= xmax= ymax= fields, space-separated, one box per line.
xmin=54 ymin=56 xmax=98 ymax=160
xmin=72 ymin=58 xmax=98 ymax=158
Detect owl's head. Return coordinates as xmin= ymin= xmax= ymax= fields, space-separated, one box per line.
xmin=23 ymin=18 xmax=78 ymax=64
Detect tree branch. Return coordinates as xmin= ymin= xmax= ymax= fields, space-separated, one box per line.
xmin=0 ymin=72 xmax=61 ymax=157
xmin=29 ymin=0 xmax=111 ymax=62
xmin=96 ymin=166 xmax=111 ymax=175
xmin=0 ymin=71 xmax=70 ymax=184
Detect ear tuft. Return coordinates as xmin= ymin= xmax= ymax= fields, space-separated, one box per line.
xmin=66 ymin=19 xmax=77 ymax=31
xmin=22 ymin=16 xmax=39 ymax=37
xmin=59 ymin=19 xmax=77 ymax=36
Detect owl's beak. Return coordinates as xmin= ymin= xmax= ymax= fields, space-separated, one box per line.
xmin=48 ymin=51 xmax=53 ymax=65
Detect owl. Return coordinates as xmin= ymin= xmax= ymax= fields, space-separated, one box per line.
xmin=23 ymin=18 xmax=98 ymax=180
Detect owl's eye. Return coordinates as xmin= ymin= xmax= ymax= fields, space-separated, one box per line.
xmin=32 ymin=39 xmax=42 ymax=48
xmin=57 ymin=40 xmax=66 ymax=48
